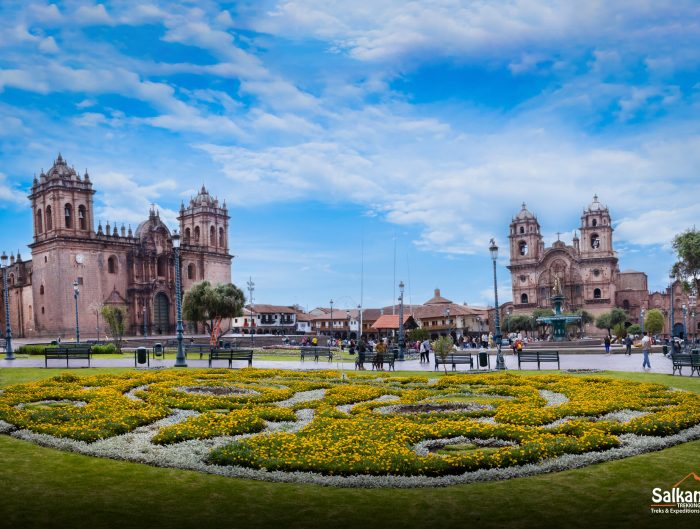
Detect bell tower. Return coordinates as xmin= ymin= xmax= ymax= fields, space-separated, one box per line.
xmin=509 ymin=203 xmax=542 ymax=263
xmin=579 ymin=195 xmax=614 ymax=258
xmin=178 ymin=186 xmax=229 ymax=254
xmin=29 ymin=153 xmax=95 ymax=242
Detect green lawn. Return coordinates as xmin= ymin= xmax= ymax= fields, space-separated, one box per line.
xmin=1 ymin=368 xmax=698 ymax=529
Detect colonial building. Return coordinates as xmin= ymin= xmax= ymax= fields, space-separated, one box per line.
xmin=506 ymin=196 xmax=698 ymax=338
xmin=0 ymin=154 xmax=232 ymax=338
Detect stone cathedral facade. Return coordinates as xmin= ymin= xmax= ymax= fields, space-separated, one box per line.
xmin=0 ymin=154 xmax=232 ymax=338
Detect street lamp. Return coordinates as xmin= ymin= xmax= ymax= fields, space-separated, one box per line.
xmin=398 ymin=281 xmax=405 ymax=360
xmin=1 ymin=252 xmax=14 ymax=360
xmin=143 ymin=301 xmax=148 ymax=337
xmin=444 ymin=307 xmax=451 ymax=338
xmin=172 ymin=231 xmax=186 ymax=367
xmin=73 ymin=280 xmax=80 ymax=344
xmin=640 ymin=307 xmax=646 ymax=334
xmin=329 ymin=299 xmax=334 ymax=340
xmin=489 ymin=238 xmax=505 ymax=370
xmin=669 ymin=272 xmax=675 ymax=338
xmin=247 ymin=277 xmax=255 ymax=347
xmin=358 ymin=304 xmax=363 ymax=342
xmin=682 ymin=304 xmax=688 ymax=343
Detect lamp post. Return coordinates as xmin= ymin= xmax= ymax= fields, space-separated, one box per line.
xmin=682 ymin=304 xmax=688 ymax=343
xmin=329 ymin=299 xmax=334 ymax=340
xmin=669 ymin=272 xmax=675 ymax=338
xmin=172 ymin=231 xmax=186 ymax=367
xmin=358 ymin=304 xmax=363 ymax=342
xmin=691 ymin=292 xmax=697 ymax=343
xmin=444 ymin=307 xmax=451 ymax=338
xmin=73 ymin=280 xmax=80 ymax=344
xmin=247 ymin=277 xmax=255 ymax=347
xmin=1 ymin=252 xmax=14 ymax=360
xmin=489 ymin=238 xmax=505 ymax=370
xmin=398 ymin=281 xmax=405 ymax=361
xmin=640 ymin=307 xmax=646 ymax=334
xmin=143 ymin=301 xmax=148 ymax=337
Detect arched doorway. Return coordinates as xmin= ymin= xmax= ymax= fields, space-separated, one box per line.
xmin=153 ymin=292 xmax=170 ymax=334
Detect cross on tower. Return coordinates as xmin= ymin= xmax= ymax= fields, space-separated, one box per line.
xmin=556 ymin=232 xmax=562 ymax=241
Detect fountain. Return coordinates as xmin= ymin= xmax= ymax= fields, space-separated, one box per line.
xmin=536 ymin=275 xmax=582 ymax=342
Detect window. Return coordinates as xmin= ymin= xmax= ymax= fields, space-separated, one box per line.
xmin=521 ymin=293 xmax=529 ymax=304
xmin=76 ymin=277 xmax=83 ymax=285
xmin=107 ymin=256 xmax=117 ymax=274
xmin=9 ymin=274 xmax=15 ymax=285
xmin=519 ymin=226 xmax=524 ymax=234
xmin=41 ymin=306 xmax=45 ymax=314
xmin=78 ymin=206 xmax=87 ymax=230
xmin=590 ymin=233 xmax=600 ymax=249
xmin=592 ymin=218 xmax=597 ymax=227
xmin=623 ymin=300 xmax=630 ymax=310
xmin=594 ymin=288 xmax=601 ymax=299
xmin=518 ymin=241 xmax=528 ymax=256
xmin=46 ymin=206 xmax=53 ymax=230
xmin=210 ymin=226 xmax=216 ymax=246
xmin=64 ymin=204 xmax=72 ymax=228
xmin=184 ymin=228 xmax=191 ymax=243
xmin=36 ymin=209 xmax=43 ymax=233
xmin=157 ymin=255 xmax=167 ymax=277
xmin=40 ymin=285 xmax=44 ymax=295
xmin=194 ymin=226 xmax=200 ymax=243
xmin=44 ymin=256 xmax=47 ymax=263
xmin=219 ymin=227 xmax=224 ymax=247
xmin=187 ymin=263 xmax=195 ymax=280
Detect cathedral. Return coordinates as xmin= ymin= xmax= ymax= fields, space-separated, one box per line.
xmin=0 ymin=154 xmax=232 ymax=338
xmin=507 ymin=196 xmax=696 ymax=337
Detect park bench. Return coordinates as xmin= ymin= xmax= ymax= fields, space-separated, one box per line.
xmin=435 ymin=352 xmax=474 ymax=371
xmin=517 ymin=351 xmax=560 ymax=370
xmin=355 ymin=351 xmax=395 ymax=371
xmin=671 ymin=353 xmax=700 ymax=376
xmin=185 ymin=343 xmax=213 ymax=359
xmin=300 ymin=346 xmax=334 ymax=362
xmin=208 ymin=348 xmax=253 ymax=368
xmin=44 ymin=345 xmax=92 ymax=368
xmin=0 ymin=338 xmax=6 ymax=352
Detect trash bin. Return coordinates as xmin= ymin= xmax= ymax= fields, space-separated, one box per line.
xmin=50 ymin=340 xmax=58 ymax=346
xmin=136 ymin=347 xmax=148 ymax=365
xmin=662 ymin=345 xmax=669 ymax=355
xmin=153 ymin=343 xmax=163 ymax=357
xmin=478 ymin=351 xmax=489 ymax=367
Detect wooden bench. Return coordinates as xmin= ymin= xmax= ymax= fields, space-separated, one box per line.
xmin=185 ymin=343 xmax=213 ymax=359
xmin=208 ymin=348 xmax=253 ymax=368
xmin=517 ymin=351 xmax=560 ymax=370
xmin=435 ymin=352 xmax=474 ymax=371
xmin=44 ymin=345 xmax=92 ymax=368
xmin=0 ymin=338 xmax=6 ymax=352
xmin=300 ymin=346 xmax=334 ymax=362
xmin=355 ymin=351 xmax=395 ymax=371
xmin=671 ymin=353 xmax=700 ymax=376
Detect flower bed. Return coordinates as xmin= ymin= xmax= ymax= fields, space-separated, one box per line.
xmin=1 ymin=369 xmax=699 ymax=486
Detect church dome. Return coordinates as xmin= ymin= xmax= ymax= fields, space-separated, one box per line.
xmin=586 ymin=194 xmax=607 ymax=212
xmin=45 ymin=153 xmax=78 ymax=180
xmin=190 ymin=185 xmax=219 ymax=208
xmin=515 ymin=202 xmax=535 ymax=220
xmin=135 ymin=208 xmax=171 ymax=240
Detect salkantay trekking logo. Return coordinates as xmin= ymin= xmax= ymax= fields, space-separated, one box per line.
xmin=650 ymin=472 xmax=700 ymax=515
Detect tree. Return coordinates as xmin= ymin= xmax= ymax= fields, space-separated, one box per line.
xmin=595 ymin=313 xmax=612 ymax=335
xmin=101 ymin=305 xmax=127 ymax=352
xmin=531 ymin=308 xmax=553 ymax=337
xmin=672 ymin=228 xmax=700 ymax=295
xmin=626 ymin=324 xmax=642 ymax=335
xmin=407 ymin=327 xmax=429 ymax=343
xmin=510 ymin=315 xmax=533 ymax=334
xmin=596 ymin=308 xmax=628 ymax=336
xmin=576 ymin=310 xmax=594 ymax=326
xmin=645 ymin=309 xmax=665 ymax=335
xmin=182 ymin=281 xmax=245 ymax=336
xmin=431 ymin=335 xmax=454 ymax=374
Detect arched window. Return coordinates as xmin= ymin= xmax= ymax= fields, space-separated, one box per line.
xmin=78 ymin=205 xmax=87 ymax=230
xmin=46 ymin=206 xmax=53 ymax=230
xmin=521 ymin=293 xmax=529 ymax=304
xmin=36 ymin=209 xmax=43 ymax=234
xmin=518 ymin=241 xmax=528 ymax=256
xmin=594 ymin=288 xmax=601 ymax=299
xmin=519 ymin=226 xmax=524 ymax=234
xmin=194 ymin=226 xmax=200 ymax=243
xmin=107 ymin=256 xmax=117 ymax=274
xmin=9 ymin=274 xmax=15 ymax=286
xmin=590 ymin=233 xmax=600 ymax=249
xmin=40 ymin=285 xmax=44 ymax=295
xmin=64 ymin=204 xmax=72 ymax=228
xmin=210 ymin=226 xmax=216 ymax=246
xmin=187 ymin=263 xmax=195 ymax=280
xmin=157 ymin=255 xmax=167 ymax=277
xmin=592 ymin=218 xmax=597 ymax=227
xmin=184 ymin=228 xmax=191 ymax=243
xmin=623 ymin=299 xmax=630 ymax=310
xmin=219 ymin=227 xmax=225 ymax=247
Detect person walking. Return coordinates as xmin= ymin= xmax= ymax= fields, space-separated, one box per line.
xmin=641 ymin=331 xmax=651 ymax=369
xmin=604 ymin=335 xmax=611 ymax=354
xmin=625 ymin=334 xmax=632 ymax=355
xmin=357 ymin=339 xmax=367 ymax=370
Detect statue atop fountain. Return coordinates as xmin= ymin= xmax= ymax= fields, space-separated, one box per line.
xmin=537 ymin=275 xmax=582 ymax=341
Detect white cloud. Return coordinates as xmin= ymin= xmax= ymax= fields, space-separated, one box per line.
xmin=74 ymin=4 xmax=112 ymax=26
xmin=38 ymin=36 xmax=59 ymax=53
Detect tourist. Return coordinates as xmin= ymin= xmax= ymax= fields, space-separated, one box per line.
xmin=641 ymin=332 xmax=651 ymax=369
xmin=625 ymin=334 xmax=632 ymax=355
xmin=357 ymin=339 xmax=366 ymax=369
xmin=604 ymin=335 xmax=611 ymax=354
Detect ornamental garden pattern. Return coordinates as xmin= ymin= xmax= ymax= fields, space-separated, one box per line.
xmin=1 ymin=369 xmax=699 ymax=487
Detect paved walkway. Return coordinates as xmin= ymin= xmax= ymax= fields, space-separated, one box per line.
xmin=0 ymin=351 xmax=681 ymax=375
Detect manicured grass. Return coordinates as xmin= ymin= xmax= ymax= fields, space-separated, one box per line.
xmin=1 ymin=368 xmax=699 ymax=529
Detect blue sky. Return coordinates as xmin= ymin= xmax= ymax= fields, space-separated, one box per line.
xmin=1 ymin=1 xmax=699 ymax=310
